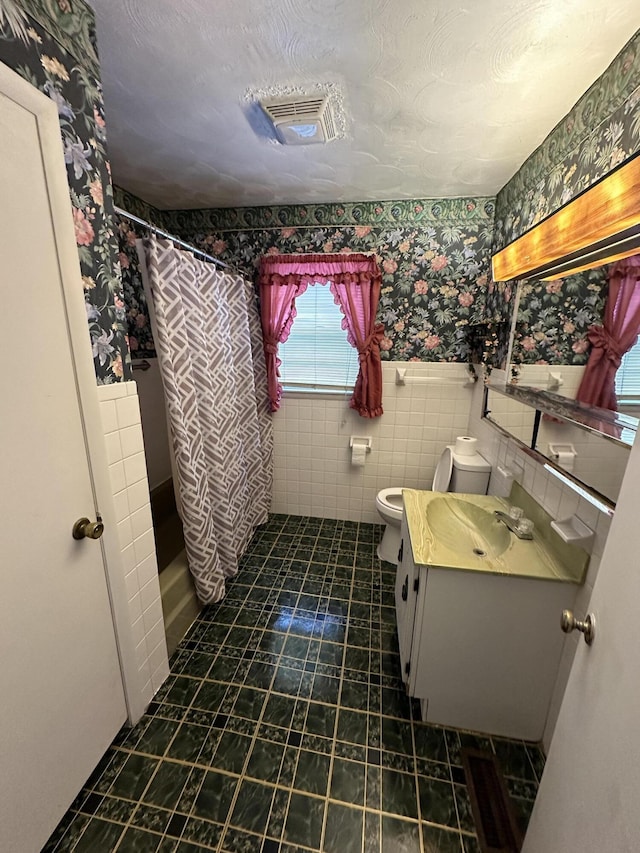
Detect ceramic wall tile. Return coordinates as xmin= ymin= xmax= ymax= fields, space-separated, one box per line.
xmin=97 ymin=382 xmax=169 ymax=709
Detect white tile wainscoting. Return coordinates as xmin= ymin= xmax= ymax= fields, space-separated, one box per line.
xmin=97 ymin=380 xmax=169 ymax=717
xmin=271 ymin=361 xmax=477 ymax=522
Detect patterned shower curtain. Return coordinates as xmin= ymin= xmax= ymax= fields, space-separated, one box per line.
xmin=143 ymin=236 xmax=272 ymax=604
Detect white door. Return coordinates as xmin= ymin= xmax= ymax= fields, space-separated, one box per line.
xmin=0 ymin=65 xmax=126 ymax=853
xmin=523 ymin=432 xmax=640 ymax=851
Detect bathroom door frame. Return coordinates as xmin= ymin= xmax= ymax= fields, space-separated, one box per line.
xmin=0 ymin=60 xmax=143 ymax=724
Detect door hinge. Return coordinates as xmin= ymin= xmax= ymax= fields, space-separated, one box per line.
xmin=413 ymin=577 xmax=419 ymax=594
xmin=398 ymin=540 xmax=403 ymax=563
xmin=405 ymin=661 xmax=410 ymax=677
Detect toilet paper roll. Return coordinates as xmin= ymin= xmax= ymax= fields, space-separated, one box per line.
xmin=454 ymin=435 xmax=477 ymax=456
xmin=351 ymin=443 xmax=367 ymax=467
xmin=548 ymin=443 xmax=576 ymax=472
xmin=555 ymin=451 xmax=575 ymax=472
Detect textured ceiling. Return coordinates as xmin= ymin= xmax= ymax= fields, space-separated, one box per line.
xmin=90 ymin=0 xmax=640 ymax=209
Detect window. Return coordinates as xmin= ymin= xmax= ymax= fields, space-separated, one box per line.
xmin=278 ymin=283 xmax=359 ymax=392
xmin=615 ymin=335 xmax=640 ymax=404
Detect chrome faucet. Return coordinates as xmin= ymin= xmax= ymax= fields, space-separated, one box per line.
xmin=494 ymin=510 xmax=534 ymax=540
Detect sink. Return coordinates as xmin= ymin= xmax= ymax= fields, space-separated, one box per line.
xmin=425 ymin=497 xmax=512 ymax=558
xmin=403 ymin=488 xmax=589 ymax=582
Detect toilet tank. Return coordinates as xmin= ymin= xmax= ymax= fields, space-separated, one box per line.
xmin=450 ymin=451 xmax=491 ymax=494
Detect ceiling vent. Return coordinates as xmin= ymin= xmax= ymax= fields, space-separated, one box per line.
xmin=260 ymin=95 xmax=338 ymax=145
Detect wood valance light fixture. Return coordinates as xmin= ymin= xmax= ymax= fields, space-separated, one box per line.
xmin=492 ymin=152 xmax=640 ymax=282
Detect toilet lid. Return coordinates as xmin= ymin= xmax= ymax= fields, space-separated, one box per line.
xmin=432 ymin=447 xmax=453 ymax=492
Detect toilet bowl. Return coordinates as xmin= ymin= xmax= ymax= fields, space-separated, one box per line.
xmin=375 ymin=487 xmax=404 ymax=526
xmin=375 ymin=445 xmax=491 ymax=563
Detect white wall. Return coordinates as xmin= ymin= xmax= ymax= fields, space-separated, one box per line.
xmin=97 ymin=381 xmax=169 ymax=715
xmin=468 ymin=371 xmax=614 ymax=751
xmin=132 ymin=360 xmax=173 ymax=491
xmin=271 ymin=361 xmax=476 ymax=522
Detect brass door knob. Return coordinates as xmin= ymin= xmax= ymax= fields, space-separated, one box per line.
xmin=561 ymin=609 xmax=595 ymax=645
xmin=72 ymin=514 xmax=104 ymax=540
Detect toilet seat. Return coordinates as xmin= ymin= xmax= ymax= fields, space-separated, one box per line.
xmin=376 ymin=487 xmax=404 ymax=519
xmin=432 ymin=446 xmax=453 ymax=492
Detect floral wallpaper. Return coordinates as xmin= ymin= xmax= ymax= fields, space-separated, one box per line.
xmin=511 ymin=268 xmax=607 ymax=366
xmin=494 ymin=30 xmax=640 ymax=250
xmin=475 ymin=278 xmax=516 ymax=370
xmin=160 ymin=198 xmax=496 ymax=363
xmin=112 ymin=187 xmax=165 ymax=359
xmin=0 ymin=0 xmax=130 ymax=383
xmin=117 ymin=215 xmax=156 ymax=359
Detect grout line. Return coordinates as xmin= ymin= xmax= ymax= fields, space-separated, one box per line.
xmin=410 ymin=693 xmax=427 ymax=853
xmin=68 ymin=813 xmax=127 ymax=853
xmin=74 ymin=788 xmax=443 ymax=820
xmin=317 ymin=523 xmax=354 ymax=853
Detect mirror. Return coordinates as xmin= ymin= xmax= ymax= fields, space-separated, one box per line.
xmin=484 ymin=382 xmax=633 ymax=503
xmin=509 ymin=265 xmax=607 ymax=393
xmin=483 ymin=265 xmax=639 ymax=505
xmin=482 ymin=257 xmax=639 ymax=504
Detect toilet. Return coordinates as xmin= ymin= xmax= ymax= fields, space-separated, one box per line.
xmin=375 ymin=445 xmax=491 ymax=563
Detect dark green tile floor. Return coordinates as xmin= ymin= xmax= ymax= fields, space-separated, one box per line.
xmin=44 ymin=515 xmax=545 ymax=853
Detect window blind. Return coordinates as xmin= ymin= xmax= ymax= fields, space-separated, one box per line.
xmin=278 ymin=283 xmax=359 ymax=391
xmin=616 ymin=335 xmax=640 ymax=402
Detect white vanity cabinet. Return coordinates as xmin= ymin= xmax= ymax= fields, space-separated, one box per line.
xmin=396 ymin=511 xmax=578 ymax=741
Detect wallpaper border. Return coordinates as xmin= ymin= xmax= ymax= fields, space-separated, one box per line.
xmin=114 ymin=184 xmax=165 ymax=227
xmin=162 ymin=197 xmax=496 ymax=233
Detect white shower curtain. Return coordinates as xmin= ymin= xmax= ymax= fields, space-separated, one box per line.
xmin=141 ymin=235 xmax=272 ymax=604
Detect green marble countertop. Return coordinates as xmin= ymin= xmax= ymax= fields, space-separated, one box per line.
xmin=403 ymin=489 xmax=588 ymax=584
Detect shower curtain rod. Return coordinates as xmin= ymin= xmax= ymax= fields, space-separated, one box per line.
xmin=114 ymin=205 xmax=230 ymax=269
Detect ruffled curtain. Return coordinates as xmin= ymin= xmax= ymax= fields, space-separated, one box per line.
xmin=258 ymin=253 xmax=384 ymax=417
xmin=577 ymin=255 xmax=640 ymax=411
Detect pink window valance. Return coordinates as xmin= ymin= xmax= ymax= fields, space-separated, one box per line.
xmin=258 ymin=253 xmax=384 ymax=418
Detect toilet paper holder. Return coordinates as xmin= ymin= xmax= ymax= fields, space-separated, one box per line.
xmin=548 ymin=443 xmax=576 ymax=463
xmin=350 ymin=436 xmax=372 ymax=451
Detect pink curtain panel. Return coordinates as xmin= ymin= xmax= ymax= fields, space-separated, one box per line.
xmin=577 ymin=254 xmax=640 ymax=411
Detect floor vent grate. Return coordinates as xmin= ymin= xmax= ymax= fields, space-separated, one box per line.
xmin=461 ymin=747 xmax=524 ymax=852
